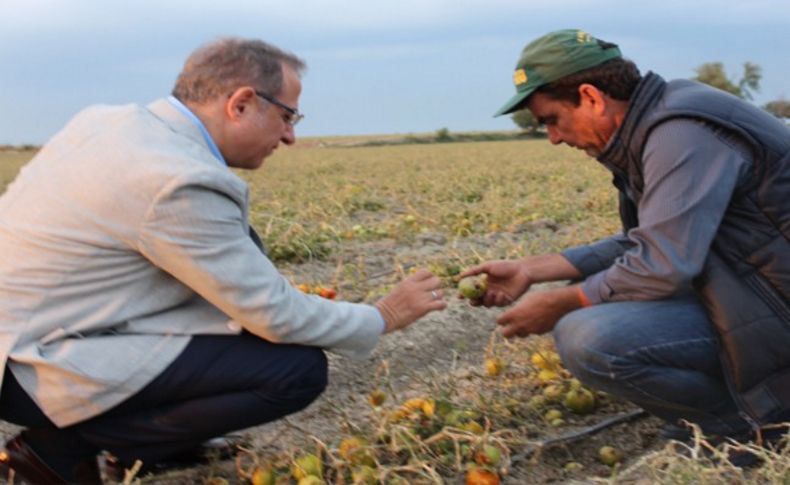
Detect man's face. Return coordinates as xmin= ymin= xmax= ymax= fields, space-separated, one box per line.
xmin=226 ymin=64 xmax=302 ymax=170
xmin=526 ymin=89 xmax=611 ymax=158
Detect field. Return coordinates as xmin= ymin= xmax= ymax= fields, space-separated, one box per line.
xmin=1 ymin=138 xmax=788 ymax=484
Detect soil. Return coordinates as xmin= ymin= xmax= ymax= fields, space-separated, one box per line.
xmin=0 ymin=233 xmax=668 ymax=484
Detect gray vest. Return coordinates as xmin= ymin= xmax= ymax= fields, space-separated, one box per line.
xmin=599 ymin=72 xmax=790 ymax=426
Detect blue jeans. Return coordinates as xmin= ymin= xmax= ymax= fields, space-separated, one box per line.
xmin=554 ymin=296 xmax=749 ymax=436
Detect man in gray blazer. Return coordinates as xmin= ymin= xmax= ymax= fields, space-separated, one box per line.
xmin=0 ymin=38 xmax=446 ymax=483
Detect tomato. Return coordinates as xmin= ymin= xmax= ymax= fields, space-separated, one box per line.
xmin=466 ymin=467 xmax=500 ymax=485
xmin=318 ymin=287 xmax=336 ymax=299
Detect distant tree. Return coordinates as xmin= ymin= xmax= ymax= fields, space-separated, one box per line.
xmin=763 ymin=99 xmax=790 ymax=119
xmin=694 ymin=63 xmax=739 ymax=96
xmin=434 ymin=127 xmax=452 ymax=142
xmin=693 ymin=62 xmax=761 ymax=100
xmin=738 ymin=62 xmax=762 ymax=101
xmin=511 ymin=109 xmax=541 ymax=134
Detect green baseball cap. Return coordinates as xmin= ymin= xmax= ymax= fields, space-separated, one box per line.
xmin=494 ymin=29 xmax=622 ymax=116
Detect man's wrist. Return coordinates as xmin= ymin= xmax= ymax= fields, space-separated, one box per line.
xmin=521 ymin=253 xmax=581 ymax=284
xmin=519 ymin=257 xmax=535 ymax=285
xmin=555 ymin=285 xmax=586 ymax=313
xmin=375 ymin=300 xmax=398 ymax=334
xmin=373 ymin=308 xmax=387 ymax=334
xmin=575 ymin=285 xmax=592 ymax=307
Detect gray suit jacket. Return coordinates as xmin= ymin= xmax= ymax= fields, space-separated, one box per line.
xmin=0 ymin=99 xmax=382 ymax=427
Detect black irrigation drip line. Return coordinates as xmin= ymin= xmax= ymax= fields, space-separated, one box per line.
xmin=510 ymin=409 xmax=649 ymax=464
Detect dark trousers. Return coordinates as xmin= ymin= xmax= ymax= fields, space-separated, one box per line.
xmin=0 ymin=332 xmax=328 ymax=473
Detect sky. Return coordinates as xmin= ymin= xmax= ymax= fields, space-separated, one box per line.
xmin=1 ymin=0 xmax=788 ymax=145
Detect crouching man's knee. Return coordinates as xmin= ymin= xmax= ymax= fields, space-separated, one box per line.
xmin=286 ymin=347 xmax=329 ymax=408
xmin=553 ymin=307 xmax=616 ymax=388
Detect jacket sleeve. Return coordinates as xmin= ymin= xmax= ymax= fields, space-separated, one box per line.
xmin=580 ymin=119 xmax=752 ymax=304
xmin=561 ymin=234 xmax=633 ymax=277
xmin=135 ymin=170 xmax=382 ymax=359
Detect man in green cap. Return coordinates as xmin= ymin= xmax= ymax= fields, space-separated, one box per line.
xmin=463 ymin=29 xmax=790 ymax=462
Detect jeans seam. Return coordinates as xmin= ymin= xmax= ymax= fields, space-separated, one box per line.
xmin=607 ymin=337 xmax=743 ymax=433
xmin=610 ymin=336 xmax=718 ymax=399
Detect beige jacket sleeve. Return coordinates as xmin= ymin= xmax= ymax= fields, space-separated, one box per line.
xmin=135 ymin=153 xmax=382 ymax=360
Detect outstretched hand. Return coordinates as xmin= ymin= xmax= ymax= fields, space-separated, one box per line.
xmin=459 ymin=260 xmax=532 ymax=307
xmin=376 ymin=269 xmax=446 ymax=333
xmin=495 ymin=286 xmax=581 ymax=338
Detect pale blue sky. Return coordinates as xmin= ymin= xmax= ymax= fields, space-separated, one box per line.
xmin=1 ymin=0 xmax=788 ymax=144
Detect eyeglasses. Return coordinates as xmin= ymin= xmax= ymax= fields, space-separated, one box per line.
xmin=255 ymin=91 xmax=304 ymax=127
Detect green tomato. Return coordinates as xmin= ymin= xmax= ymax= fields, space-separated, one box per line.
xmin=458 ymin=275 xmax=487 ymax=299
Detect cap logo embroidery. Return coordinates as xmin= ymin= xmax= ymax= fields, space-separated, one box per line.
xmin=513 ymin=69 xmax=528 ymax=86
xmin=576 ymin=30 xmax=593 ymax=44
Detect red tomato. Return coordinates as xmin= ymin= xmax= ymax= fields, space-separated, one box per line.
xmin=318 ymin=288 xmax=337 ymax=300
xmin=466 ymin=468 xmax=500 ymax=485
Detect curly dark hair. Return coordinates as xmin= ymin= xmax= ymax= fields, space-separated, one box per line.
xmin=532 ymin=54 xmax=643 ymax=107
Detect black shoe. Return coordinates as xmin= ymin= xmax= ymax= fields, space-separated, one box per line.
xmin=0 ymin=433 xmax=102 ymax=484
xmin=722 ymin=424 xmax=789 ymax=468
xmin=104 ymin=434 xmax=246 ymax=479
xmin=156 ymin=434 xmax=244 ymax=468
xmin=659 ymin=423 xmax=693 ymax=441
xmin=672 ymin=423 xmax=790 ymax=469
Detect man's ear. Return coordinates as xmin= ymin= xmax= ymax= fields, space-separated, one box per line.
xmin=578 ymin=83 xmax=607 ymax=115
xmin=225 ymin=87 xmax=257 ymax=121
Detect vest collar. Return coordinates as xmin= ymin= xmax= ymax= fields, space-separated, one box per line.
xmin=597 ymin=72 xmax=667 ymax=174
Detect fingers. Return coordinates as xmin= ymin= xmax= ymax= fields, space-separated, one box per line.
xmin=425 ymin=287 xmax=445 ymax=304
xmin=500 ymin=321 xmax=526 ymax=339
xmin=405 ymin=268 xmax=435 ymax=282
xmin=471 ymin=290 xmax=513 ymax=308
xmin=427 ymin=298 xmax=448 ymax=312
xmin=458 ymin=263 xmax=489 ymax=279
xmin=402 ymin=268 xmax=447 ymax=311
xmin=482 ymin=291 xmax=499 ymax=307
xmin=501 ymin=324 xmax=518 ymax=339
xmin=467 ymin=297 xmax=483 ymax=307
xmin=492 ymin=291 xmax=514 ymax=307
xmin=401 ymin=285 xmax=447 ymax=325
xmin=413 ymin=289 xmax=447 ymax=313
xmin=496 ymin=307 xmax=514 ymax=327
xmin=403 ymin=269 xmax=442 ymax=291
xmin=378 ymin=268 xmax=452 ymax=333
xmin=460 ymin=260 xmax=515 ymax=280
xmin=508 ymin=326 xmax=531 ymax=338
xmin=464 ymin=292 xmax=507 ymax=308
xmin=496 ymin=307 xmax=528 ymax=339
xmin=419 ymin=279 xmax=444 ymax=303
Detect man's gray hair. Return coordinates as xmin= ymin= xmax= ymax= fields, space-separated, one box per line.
xmin=172 ymin=37 xmax=306 ymax=103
